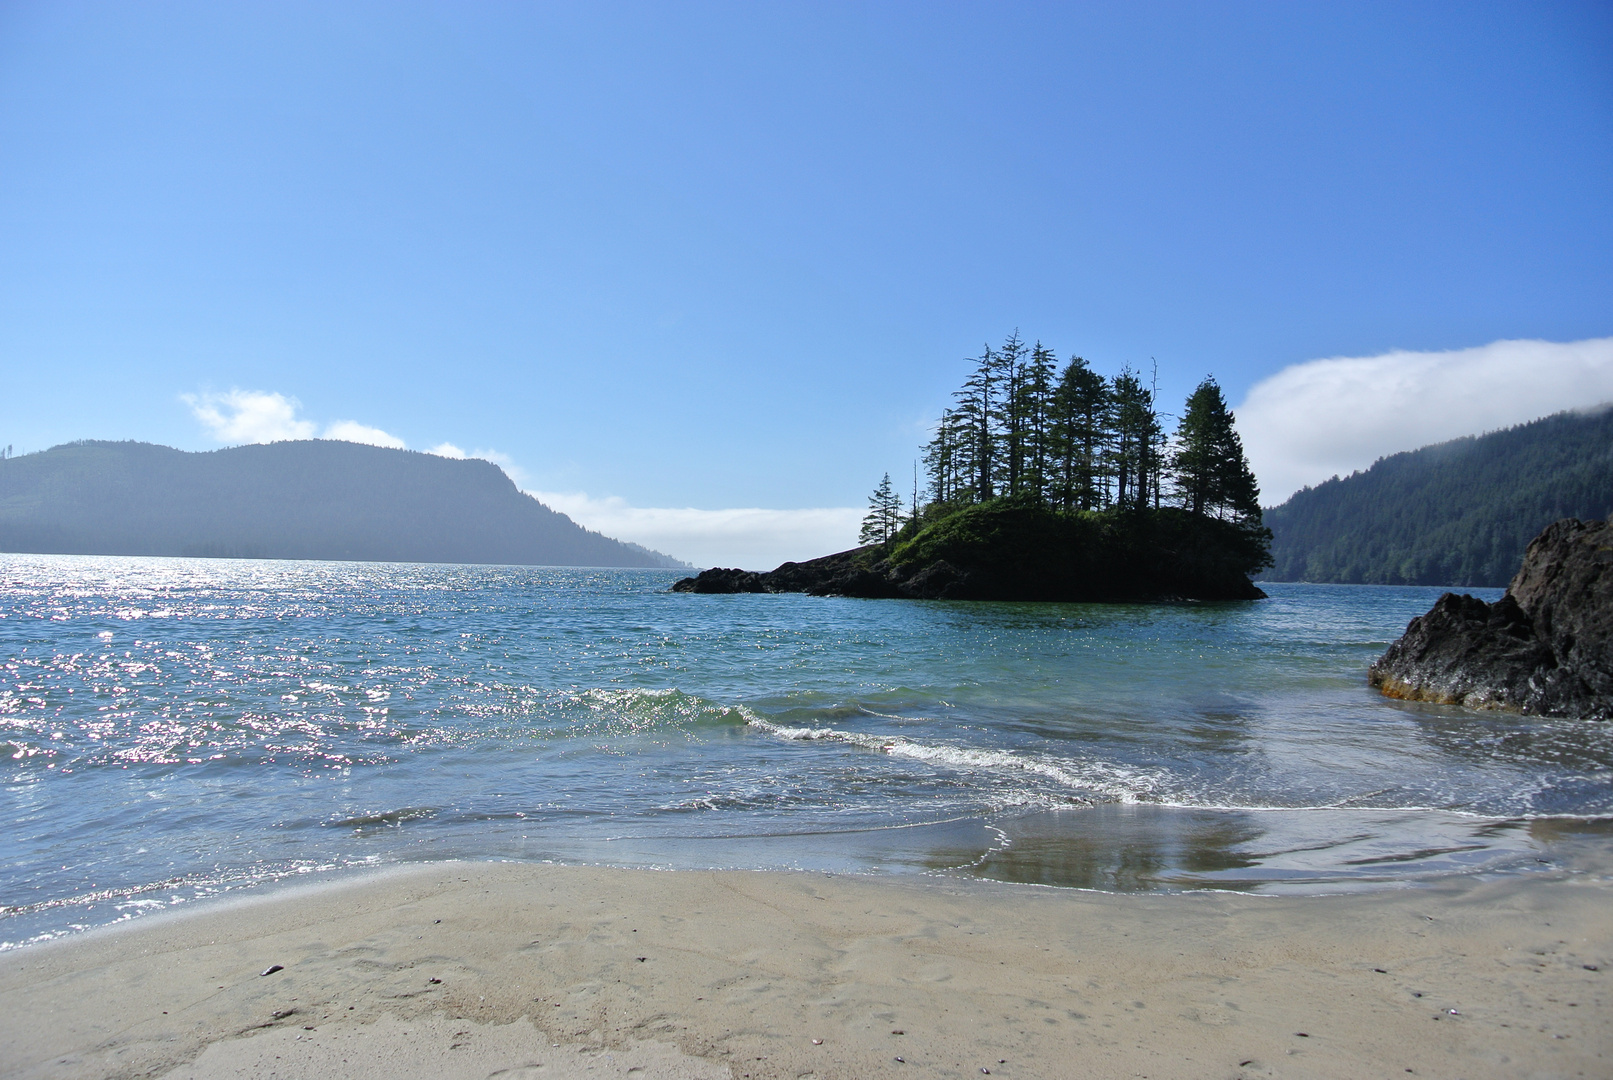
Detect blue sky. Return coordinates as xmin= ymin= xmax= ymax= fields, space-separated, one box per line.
xmin=2 ymin=2 xmax=1610 ymax=565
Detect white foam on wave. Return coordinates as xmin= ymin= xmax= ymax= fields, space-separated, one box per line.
xmin=0 ymin=856 xmax=365 ymax=952
xmin=746 ymin=717 xmax=1166 ymax=804
xmin=565 ymin=687 xmax=762 ymax=733
xmin=747 ymin=714 xmax=1593 ymax=837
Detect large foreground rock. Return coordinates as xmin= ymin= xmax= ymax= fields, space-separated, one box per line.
xmin=1369 ymin=518 xmax=1612 ymax=719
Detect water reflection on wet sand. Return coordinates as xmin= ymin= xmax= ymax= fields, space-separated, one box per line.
xmin=929 ymin=805 xmax=1611 ymax=893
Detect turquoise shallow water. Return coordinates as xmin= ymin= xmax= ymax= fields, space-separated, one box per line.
xmin=2 ymin=554 xmax=1610 ymax=948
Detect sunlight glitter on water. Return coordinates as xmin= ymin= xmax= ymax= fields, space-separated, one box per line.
xmin=1 ymin=553 xmax=1609 ymax=946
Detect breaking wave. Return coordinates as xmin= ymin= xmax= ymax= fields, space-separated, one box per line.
xmin=746 ymin=715 xmax=1171 ymax=805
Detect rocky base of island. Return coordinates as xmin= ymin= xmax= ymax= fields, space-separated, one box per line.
xmin=1369 ymin=518 xmax=1612 ymax=720
xmin=673 ymin=499 xmax=1270 ymax=603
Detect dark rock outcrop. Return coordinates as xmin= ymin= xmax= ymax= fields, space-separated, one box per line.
xmin=1369 ymin=518 xmax=1613 ymax=719
xmin=671 ymin=567 xmax=772 ymax=594
xmin=673 ymin=501 xmax=1271 ymax=603
xmin=671 ymin=547 xmax=905 ymax=598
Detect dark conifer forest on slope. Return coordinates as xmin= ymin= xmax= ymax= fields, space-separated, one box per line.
xmin=0 ymin=439 xmax=687 ymax=568
xmin=1262 ymin=407 xmax=1613 ymax=587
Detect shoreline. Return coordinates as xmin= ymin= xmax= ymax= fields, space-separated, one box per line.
xmin=9 ymin=806 xmax=1608 ymax=954
xmin=2 ymin=859 xmax=1609 ymax=1079
xmin=9 ymin=812 xmax=1600 ymax=954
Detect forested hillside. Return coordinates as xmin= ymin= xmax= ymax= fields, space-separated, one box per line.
xmin=0 ymin=440 xmax=687 ymax=568
xmin=1263 ymin=408 xmax=1613 ymax=587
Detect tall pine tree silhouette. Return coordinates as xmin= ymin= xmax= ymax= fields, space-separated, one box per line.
xmin=859 ymin=472 xmax=904 ymax=544
xmin=1171 ymin=377 xmax=1261 ymax=523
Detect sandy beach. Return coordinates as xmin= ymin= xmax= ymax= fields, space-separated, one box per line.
xmin=1 ymin=859 xmax=1608 ymax=1080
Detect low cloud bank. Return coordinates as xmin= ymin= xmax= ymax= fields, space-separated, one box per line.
xmin=530 ymin=491 xmax=862 ymax=571
xmin=1237 ymin=336 xmax=1613 ymax=505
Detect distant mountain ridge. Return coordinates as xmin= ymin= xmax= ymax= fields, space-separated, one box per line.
xmin=1262 ymin=407 xmax=1613 ymax=587
xmin=0 ymin=440 xmax=689 ymax=569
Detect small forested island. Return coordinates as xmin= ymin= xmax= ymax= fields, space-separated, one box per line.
xmin=676 ymin=333 xmax=1271 ymax=602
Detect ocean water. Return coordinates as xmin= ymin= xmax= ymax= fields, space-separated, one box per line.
xmin=3 ymin=554 xmax=1610 ymax=949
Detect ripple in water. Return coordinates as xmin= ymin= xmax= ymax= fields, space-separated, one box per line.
xmin=1 ymin=554 xmax=1610 ymax=946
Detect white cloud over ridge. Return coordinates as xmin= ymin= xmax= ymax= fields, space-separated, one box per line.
xmin=185 ymin=388 xmax=412 ymax=449
xmin=531 ymin=490 xmax=862 ymax=570
xmin=182 ymin=389 xmax=315 ymax=444
xmin=183 ymin=385 xmax=536 ymax=491
xmin=179 ymin=387 xmax=852 ymax=567
xmin=323 ymin=420 xmax=406 ymax=449
xmin=450 ymin=446 xmax=526 ymax=485
xmin=182 ymin=387 xmax=490 ymax=460
xmin=1237 ymin=336 xmax=1613 ymax=505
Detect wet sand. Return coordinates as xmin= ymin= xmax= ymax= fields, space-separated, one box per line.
xmin=1 ymin=861 xmax=1608 ymax=1079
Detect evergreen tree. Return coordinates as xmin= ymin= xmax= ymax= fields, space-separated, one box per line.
xmin=1146 ymin=361 xmax=1171 ymax=509
xmin=1050 ymin=356 xmax=1112 ymax=511
xmin=993 ymin=331 xmax=1029 ymax=496
xmin=1171 ymin=377 xmax=1261 ymax=523
xmin=859 ymin=472 xmax=904 ymax=544
xmin=1109 ymin=367 xmax=1160 ymax=511
xmin=954 ymin=345 xmax=997 ymax=500
xmin=1020 ymin=342 xmax=1058 ymax=503
xmin=883 ymin=474 xmax=904 ymax=538
xmin=923 ymin=409 xmax=963 ymax=504
xmin=923 ymin=335 xmax=1260 ymax=528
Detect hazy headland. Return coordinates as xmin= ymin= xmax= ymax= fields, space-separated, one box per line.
xmin=0 ymin=439 xmax=687 ymax=568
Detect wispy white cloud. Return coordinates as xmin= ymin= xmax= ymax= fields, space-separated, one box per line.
xmin=427 ymin=441 xmax=517 ymax=476
xmin=182 ymin=389 xmax=316 ymax=444
xmin=322 ymin=420 xmax=407 ymax=449
xmin=1237 ymin=336 xmax=1613 ymax=504
xmin=183 ymin=388 xmax=408 ymax=453
xmin=464 ymin=448 xmax=526 ymax=486
xmin=470 ymin=447 xmax=515 ymax=468
xmin=530 ymin=490 xmax=862 ymax=570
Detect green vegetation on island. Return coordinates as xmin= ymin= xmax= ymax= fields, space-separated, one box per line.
xmin=888 ymin=334 xmax=1270 ymax=599
xmin=916 ymin=336 xmax=1256 ymax=517
xmin=0 ymin=439 xmax=688 ymax=568
xmin=1264 ymin=406 xmax=1613 ymax=587
xmin=678 ymin=332 xmax=1270 ymax=600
